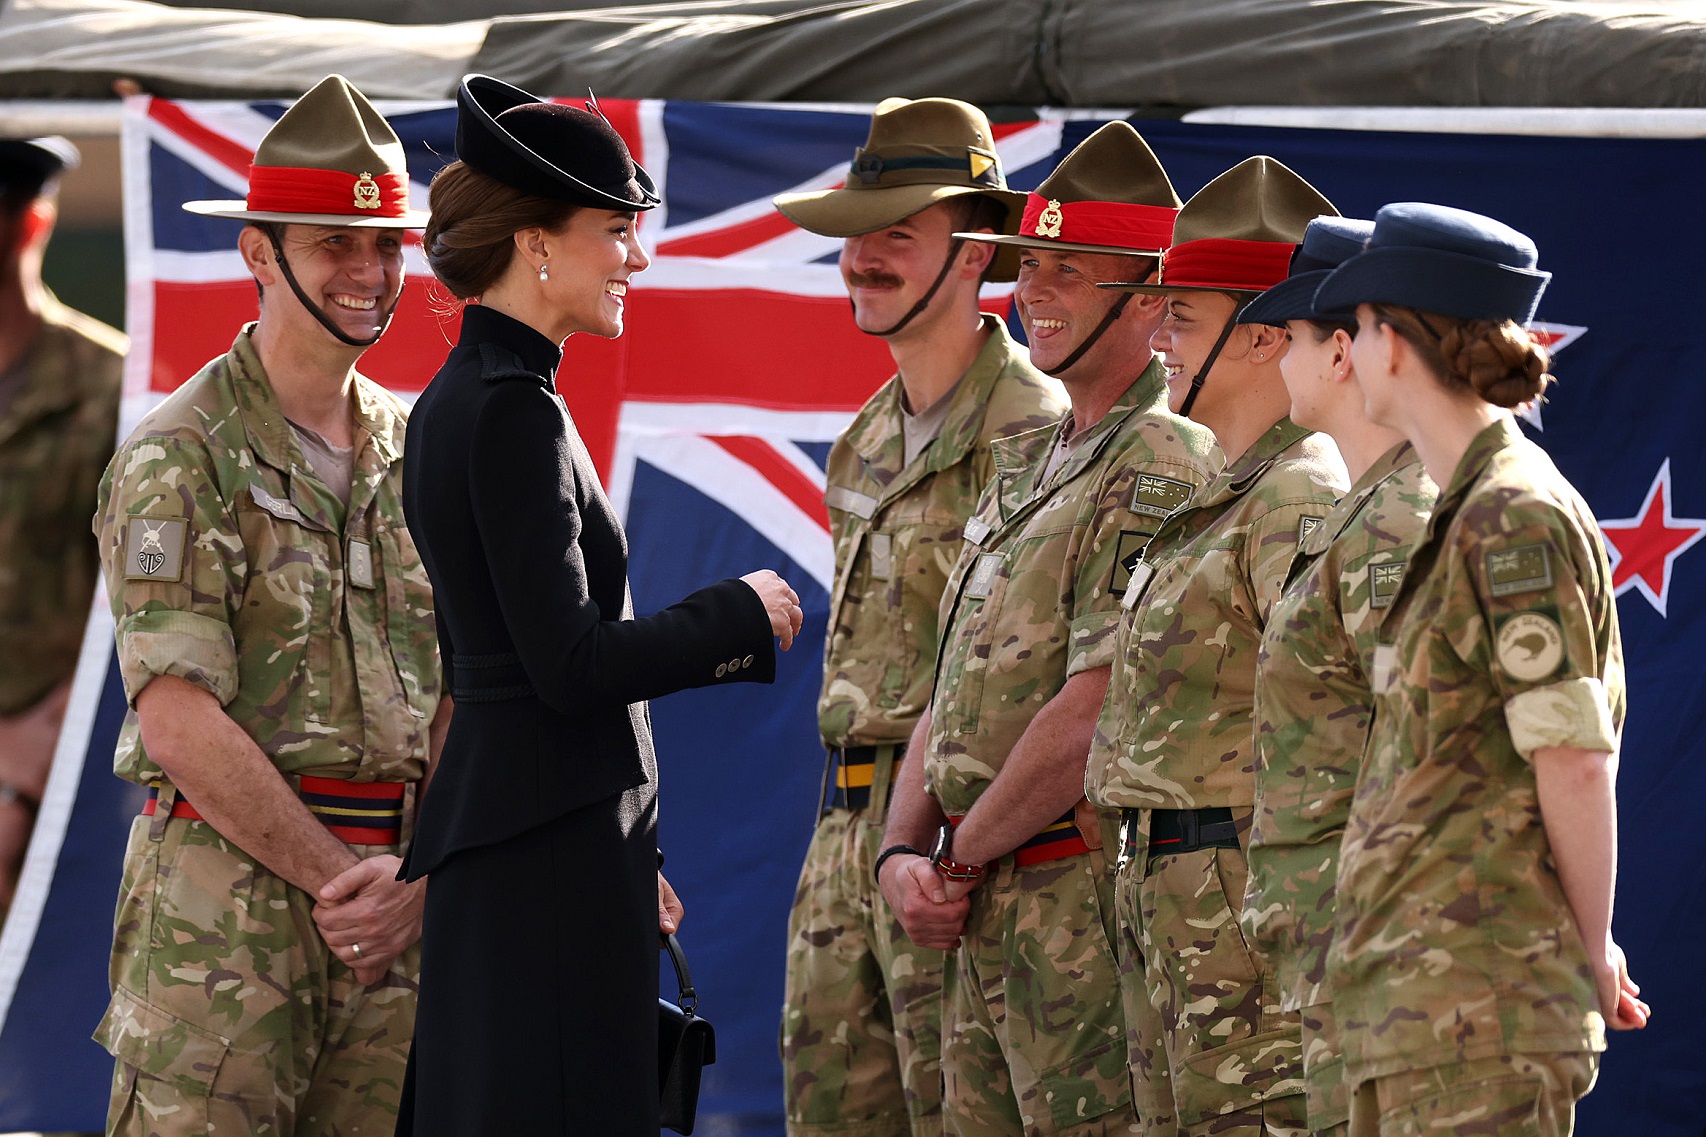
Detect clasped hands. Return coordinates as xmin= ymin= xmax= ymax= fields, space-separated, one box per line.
xmin=879 ymin=853 xmax=973 ymax=950
xmin=313 ymin=855 xmax=423 ymax=986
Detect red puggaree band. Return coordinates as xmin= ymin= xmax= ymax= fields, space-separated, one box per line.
xmin=1161 ymin=237 xmax=1297 ymax=291
xmin=246 ymin=164 xmax=412 ymax=218
xmin=1020 ymin=194 xmax=1177 ymax=253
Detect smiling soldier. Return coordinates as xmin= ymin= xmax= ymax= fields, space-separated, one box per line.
xmin=90 ymin=75 xmax=448 ymax=1136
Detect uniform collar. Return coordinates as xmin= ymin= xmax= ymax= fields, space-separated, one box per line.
xmin=843 ymin=314 xmax=1019 ymax=472
xmin=990 ymin=354 xmax=1167 ymax=496
xmin=1301 ymin=439 xmax=1417 ymax=558
xmin=1435 ymin=415 xmax=1523 ymax=514
xmin=228 ymin=325 xmax=399 ymax=477
xmin=1182 ymin=415 xmax=1312 ymax=512
xmin=0 ymin=296 xmax=95 ymax=433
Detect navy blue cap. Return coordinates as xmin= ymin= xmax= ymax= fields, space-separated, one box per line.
xmin=1238 ymin=215 xmax=1372 ymax=326
xmin=1313 ymin=202 xmax=1550 ymax=324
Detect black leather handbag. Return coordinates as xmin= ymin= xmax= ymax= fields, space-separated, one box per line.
xmin=658 ymin=933 xmax=716 ymax=1135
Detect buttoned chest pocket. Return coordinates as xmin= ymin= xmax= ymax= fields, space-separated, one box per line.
xmin=233 ymin=487 xmax=335 ymax=726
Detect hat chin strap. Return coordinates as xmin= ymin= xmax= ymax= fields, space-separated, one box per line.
xmin=857 ymin=238 xmax=966 ymax=339
xmin=266 ymin=231 xmax=402 ymax=349
xmin=1178 ymin=313 xmax=1240 ymax=420
xmin=1042 ymin=291 xmax=1131 ymax=378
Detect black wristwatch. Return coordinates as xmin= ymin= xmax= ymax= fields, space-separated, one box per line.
xmin=873 ymin=843 xmax=925 ymax=884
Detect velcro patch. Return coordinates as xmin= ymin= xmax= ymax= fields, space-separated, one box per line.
xmin=1486 ymin=543 xmax=1554 ymax=598
xmin=1110 ymin=531 xmax=1148 ymax=595
xmin=125 ymin=516 xmax=187 ymax=582
xmin=869 ymin=532 xmax=894 ymax=582
xmin=1494 ymin=610 xmax=1567 ymax=682
xmin=964 ymin=552 xmax=1003 ymax=600
xmin=1368 ymin=560 xmax=1406 ymax=609
xmin=964 ymin=516 xmax=992 ymax=547
xmin=1130 ymin=474 xmax=1193 ymax=519
xmin=1298 ymin=515 xmax=1324 ymax=549
xmin=1371 ymin=643 xmax=1398 ymax=694
xmin=250 ymin=484 xmax=306 ymax=524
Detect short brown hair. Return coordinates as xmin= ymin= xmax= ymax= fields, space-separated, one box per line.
xmin=1371 ymin=303 xmax=1552 ymax=409
xmin=424 ymin=160 xmax=578 ymax=299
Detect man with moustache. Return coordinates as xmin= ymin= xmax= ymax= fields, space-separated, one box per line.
xmin=91 ymin=76 xmax=446 ymax=1135
xmin=772 ymin=96 xmax=1065 ymax=1137
xmin=877 ymin=122 xmax=1221 ymax=1136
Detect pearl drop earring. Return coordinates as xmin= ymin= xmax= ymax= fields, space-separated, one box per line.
xmin=538 ymin=262 xmax=549 ymax=283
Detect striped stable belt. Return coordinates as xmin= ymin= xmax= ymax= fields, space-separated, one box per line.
xmin=823 ymin=744 xmax=903 ymax=811
xmin=948 ymin=806 xmax=1090 ymax=868
xmin=143 ymin=776 xmax=407 ymax=845
xmin=1118 ymin=805 xmax=1240 ymax=867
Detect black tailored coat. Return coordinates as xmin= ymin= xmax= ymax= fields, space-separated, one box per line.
xmin=397 ymin=303 xmax=776 ymax=1137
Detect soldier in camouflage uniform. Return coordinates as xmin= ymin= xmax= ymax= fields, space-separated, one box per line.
xmin=90 ymin=77 xmax=447 ymax=1137
xmin=0 ymin=136 xmax=125 ymax=917
xmin=1085 ymin=158 xmax=1348 ymax=1136
xmin=878 ymin=123 xmax=1221 ymax=1137
xmin=772 ymin=97 xmax=1065 ymax=1137
xmin=1311 ymin=203 xmax=1646 ymax=1135
xmin=1233 ymin=217 xmax=1438 ymax=1137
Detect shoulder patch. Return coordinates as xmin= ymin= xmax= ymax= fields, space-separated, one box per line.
xmin=964 ymin=552 xmax=1004 ymax=600
xmin=1486 ymin=543 xmax=1554 ymax=598
xmin=1298 ymin=515 xmax=1324 ymax=549
xmin=1367 ymin=560 xmax=1406 ymax=609
xmin=1130 ymin=474 xmax=1193 ymax=520
xmin=124 ymin=516 xmax=187 ymax=582
xmin=1494 ymin=610 xmax=1567 ymax=682
xmin=1110 ymin=530 xmax=1148 ymax=595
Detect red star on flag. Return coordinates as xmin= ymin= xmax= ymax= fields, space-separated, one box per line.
xmin=1599 ymin=459 xmax=1706 ymax=617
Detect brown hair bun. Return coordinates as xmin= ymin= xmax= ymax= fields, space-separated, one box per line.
xmin=424 ymin=160 xmax=577 ymax=300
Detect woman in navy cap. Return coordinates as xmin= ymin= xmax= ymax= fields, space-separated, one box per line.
xmin=1236 ymin=216 xmax=1438 ymax=1137
xmin=1314 ymin=203 xmax=1648 ymax=1135
xmin=397 ymin=76 xmax=803 ymax=1135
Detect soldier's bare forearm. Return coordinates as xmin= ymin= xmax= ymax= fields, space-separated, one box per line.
xmin=136 ymin=675 xmax=360 ymax=895
xmin=951 ymin=665 xmax=1109 ymax=867
xmin=882 ymin=712 xmax=947 ymax=850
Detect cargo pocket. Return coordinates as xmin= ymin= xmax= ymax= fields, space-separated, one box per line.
xmin=1037 ymin=1036 xmax=1132 ymax=1130
xmin=1173 ymin=1026 xmax=1303 ymax=1126
xmin=95 ymin=986 xmax=230 ymax=1113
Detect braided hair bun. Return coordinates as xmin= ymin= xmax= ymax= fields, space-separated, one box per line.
xmin=1439 ymin=318 xmax=1553 ymax=408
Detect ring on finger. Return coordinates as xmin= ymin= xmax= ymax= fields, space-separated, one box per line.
xmin=351 ymin=942 xmax=363 ymax=959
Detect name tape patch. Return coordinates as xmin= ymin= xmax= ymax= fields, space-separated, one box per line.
xmin=1486 ymin=543 xmax=1554 ymax=598
xmin=825 ymin=486 xmax=878 ymax=521
xmin=964 ymin=516 xmax=992 ymax=547
xmin=125 ymin=516 xmax=187 ymax=582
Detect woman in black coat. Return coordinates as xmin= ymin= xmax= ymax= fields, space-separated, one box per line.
xmin=396 ymin=76 xmax=803 ymax=1136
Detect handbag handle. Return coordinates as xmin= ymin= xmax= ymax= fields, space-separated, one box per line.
xmin=661 ymin=932 xmax=699 ymax=1016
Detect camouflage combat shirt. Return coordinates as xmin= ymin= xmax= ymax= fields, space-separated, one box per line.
xmin=821 ymin=315 xmax=1064 ymax=748
xmin=1333 ymin=417 xmax=1622 ymax=1079
xmin=1243 ymin=442 xmax=1435 ymax=1013
xmin=95 ymin=327 xmax=440 ymax=784
xmin=924 ymin=359 xmax=1221 ymax=815
xmin=0 ymin=297 xmax=124 ymax=714
xmin=1085 ymin=418 xmax=1347 ymax=815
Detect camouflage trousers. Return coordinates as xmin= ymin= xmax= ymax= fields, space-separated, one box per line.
xmin=1347 ymin=1052 xmax=1598 ymax=1137
xmin=782 ymin=793 xmax=946 ymax=1136
xmin=1300 ymin=1001 xmax=1348 ymax=1136
xmin=942 ymin=846 xmax=1138 ymax=1137
xmin=94 ymin=812 xmax=417 ymax=1137
xmin=1115 ymin=834 xmax=1308 ymax=1136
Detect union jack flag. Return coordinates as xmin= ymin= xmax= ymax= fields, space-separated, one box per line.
xmin=2 ymin=96 xmax=1702 ymax=1137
